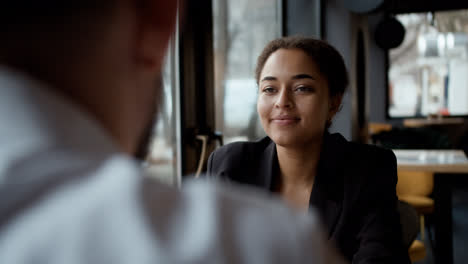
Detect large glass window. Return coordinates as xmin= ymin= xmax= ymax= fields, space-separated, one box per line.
xmin=145 ymin=38 xmax=181 ymax=186
xmin=213 ymin=0 xmax=282 ymax=144
xmin=388 ymin=10 xmax=468 ymax=118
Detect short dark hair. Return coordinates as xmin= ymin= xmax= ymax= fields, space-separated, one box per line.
xmin=255 ymin=36 xmax=349 ymax=99
xmin=0 ymin=2 xmax=114 ymax=29
xmin=0 ymin=1 xmax=118 ymax=72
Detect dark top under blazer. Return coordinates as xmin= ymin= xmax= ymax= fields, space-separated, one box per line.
xmin=207 ymin=132 xmax=410 ymax=264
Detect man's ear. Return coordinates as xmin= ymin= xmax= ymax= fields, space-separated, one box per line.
xmin=137 ymin=29 xmax=167 ymax=70
xmin=135 ymin=0 xmax=178 ymax=71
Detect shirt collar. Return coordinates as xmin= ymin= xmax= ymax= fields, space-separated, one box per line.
xmin=0 ymin=66 xmax=119 ymax=180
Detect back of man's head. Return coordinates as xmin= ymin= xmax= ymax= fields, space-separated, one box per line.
xmin=0 ymin=1 xmax=113 ymax=63
xmin=0 ymin=1 xmax=125 ymax=98
xmin=0 ymin=0 xmax=178 ymax=154
xmin=0 ymin=1 xmax=112 ymax=25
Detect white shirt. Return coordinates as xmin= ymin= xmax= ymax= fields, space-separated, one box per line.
xmin=0 ymin=68 xmax=344 ymax=264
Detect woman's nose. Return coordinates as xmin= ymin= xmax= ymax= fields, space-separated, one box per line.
xmin=275 ymin=89 xmax=293 ymax=109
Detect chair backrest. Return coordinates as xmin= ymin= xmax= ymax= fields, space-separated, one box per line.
xmin=396 ymin=171 xmax=434 ymax=197
xmin=398 ymin=201 xmax=420 ymax=249
xmin=368 ymin=123 xmax=392 ymax=144
xmin=368 ymin=122 xmax=392 ymax=135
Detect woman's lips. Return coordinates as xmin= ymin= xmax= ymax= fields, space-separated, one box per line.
xmin=271 ymin=116 xmax=300 ymax=125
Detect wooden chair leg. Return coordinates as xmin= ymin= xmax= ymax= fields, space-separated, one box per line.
xmin=420 ymin=215 xmax=425 ymax=241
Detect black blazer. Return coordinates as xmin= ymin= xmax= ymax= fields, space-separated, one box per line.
xmin=207 ymin=132 xmax=410 ymax=264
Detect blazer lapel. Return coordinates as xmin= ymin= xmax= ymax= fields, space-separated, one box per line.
xmin=255 ymin=134 xmax=347 ymax=238
xmin=310 ymin=133 xmax=347 ymax=238
xmin=256 ymin=138 xmax=279 ymax=190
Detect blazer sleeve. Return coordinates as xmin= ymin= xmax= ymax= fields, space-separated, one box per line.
xmin=205 ymin=142 xmax=247 ymax=181
xmin=205 ymin=147 xmax=233 ymax=182
xmin=206 ymin=150 xmax=216 ymax=177
xmin=352 ymin=149 xmax=411 ymax=264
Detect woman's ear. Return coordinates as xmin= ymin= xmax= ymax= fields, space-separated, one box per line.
xmin=328 ymin=94 xmax=343 ymax=120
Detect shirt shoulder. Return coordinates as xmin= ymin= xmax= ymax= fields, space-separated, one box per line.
xmin=167 ymin=179 xmax=346 ymax=264
xmin=0 ymin=154 xmax=163 ymax=264
xmin=0 ymin=153 xmax=345 ymax=264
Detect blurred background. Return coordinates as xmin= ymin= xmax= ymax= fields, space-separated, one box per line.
xmin=144 ymin=1 xmax=468 ymax=263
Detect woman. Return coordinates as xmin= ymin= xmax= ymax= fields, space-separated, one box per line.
xmin=207 ymin=37 xmax=410 ymax=263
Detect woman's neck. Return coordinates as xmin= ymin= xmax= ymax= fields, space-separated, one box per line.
xmin=276 ymin=138 xmax=323 ymax=186
xmin=274 ymin=138 xmax=323 ymax=211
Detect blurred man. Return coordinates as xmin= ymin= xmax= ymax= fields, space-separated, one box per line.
xmin=0 ymin=1 xmax=344 ymax=263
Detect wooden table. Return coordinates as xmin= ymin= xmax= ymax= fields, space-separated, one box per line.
xmin=403 ymin=118 xmax=465 ymax=128
xmin=395 ymin=150 xmax=468 ymax=173
xmin=394 ymin=150 xmax=468 ymax=264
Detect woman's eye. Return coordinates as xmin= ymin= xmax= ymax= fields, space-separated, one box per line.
xmin=294 ymin=86 xmax=314 ymax=92
xmin=262 ymin=87 xmax=276 ymax=93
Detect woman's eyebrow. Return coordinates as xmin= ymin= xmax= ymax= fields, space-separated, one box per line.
xmin=261 ymin=74 xmax=316 ymax=82
xmin=291 ymin=74 xmax=315 ymax=80
xmin=260 ymin=76 xmax=276 ymax=82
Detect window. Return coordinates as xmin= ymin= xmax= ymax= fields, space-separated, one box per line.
xmin=213 ymin=0 xmax=282 ymax=144
xmin=388 ymin=10 xmax=468 ymax=118
xmin=145 ymin=38 xmax=181 ymax=186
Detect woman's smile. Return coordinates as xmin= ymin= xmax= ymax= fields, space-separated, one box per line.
xmin=270 ymin=114 xmax=301 ymax=126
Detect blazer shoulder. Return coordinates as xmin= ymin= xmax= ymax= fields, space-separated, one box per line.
xmin=207 ymin=137 xmax=273 ymax=176
xmin=341 ymin=142 xmax=397 ymax=188
xmin=348 ymin=143 xmax=398 ymax=192
xmin=326 ymin=133 xmax=396 ymax=165
xmin=347 ymin=141 xmax=396 ymax=164
xmin=211 ymin=138 xmax=268 ymax=159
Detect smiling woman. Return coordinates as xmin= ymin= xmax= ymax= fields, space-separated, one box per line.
xmin=257 ymin=48 xmax=332 ymax=148
xmin=206 ymin=36 xmax=411 ymax=263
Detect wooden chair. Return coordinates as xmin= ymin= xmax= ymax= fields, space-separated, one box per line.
xmin=397 ymin=170 xmax=434 ymax=262
xmin=368 ymin=122 xmax=392 ymax=144
xmin=409 ymin=240 xmax=427 ymax=263
xmin=368 ymin=122 xmax=392 ymax=135
xmin=397 ymin=171 xmax=434 ymax=213
xmin=398 ymin=201 xmax=427 ymax=263
xmin=397 ymin=170 xmax=434 ymax=236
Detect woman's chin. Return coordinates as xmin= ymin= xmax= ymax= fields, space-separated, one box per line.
xmin=270 ymin=134 xmax=301 ymax=148
xmin=269 ymin=131 xmax=323 ymax=149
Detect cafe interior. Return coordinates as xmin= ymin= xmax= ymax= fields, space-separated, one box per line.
xmin=144 ymin=0 xmax=468 ymax=263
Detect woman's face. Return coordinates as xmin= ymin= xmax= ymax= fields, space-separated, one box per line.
xmin=257 ymin=48 xmax=337 ymax=148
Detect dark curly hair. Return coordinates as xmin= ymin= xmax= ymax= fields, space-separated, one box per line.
xmin=255 ymin=36 xmax=349 ymax=99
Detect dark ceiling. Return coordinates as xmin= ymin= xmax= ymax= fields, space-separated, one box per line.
xmin=382 ymin=0 xmax=468 ymax=14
